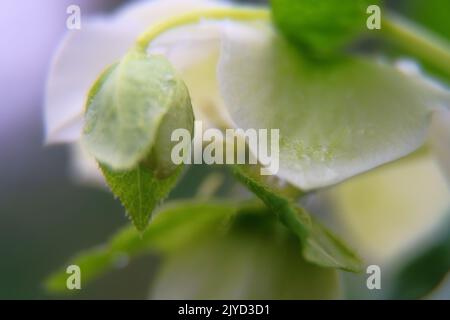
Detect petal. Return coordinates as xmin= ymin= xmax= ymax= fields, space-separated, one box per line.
xmin=326 ymin=150 xmax=450 ymax=264
xmin=430 ymin=109 xmax=450 ymax=182
xmin=69 ymin=142 xmax=106 ymax=187
xmin=45 ymin=19 xmax=133 ymax=144
xmin=117 ymin=0 xmax=228 ymax=29
xmin=217 ymin=22 xmax=450 ymax=190
xmin=149 ymin=22 xmax=232 ymax=129
xmin=45 ymin=0 xmax=228 ymax=144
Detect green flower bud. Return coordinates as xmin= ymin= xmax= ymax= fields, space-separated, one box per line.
xmin=82 ymin=48 xmax=194 ymax=177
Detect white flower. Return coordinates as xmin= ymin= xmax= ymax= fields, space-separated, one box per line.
xmin=45 ymin=0 xmax=450 ymax=262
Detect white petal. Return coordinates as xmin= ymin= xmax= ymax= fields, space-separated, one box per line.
xmin=327 ymin=151 xmax=450 ymax=264
xmin=45 ymin=19 xmax=133 ymax=144
xmin=69 ymin=142 xmax=106 ymax=187
xmin=149 ymin=22 xmax=232 ymax=129
xmin=430 ymin=109 xmax=450 ymax=182
xmin=217 ymin=22 xmax=450 ymax=190
xmin=45 ymin=0 xmax=228 ymax=144
xmin=117 ymin=0 xmax=229 ymax=29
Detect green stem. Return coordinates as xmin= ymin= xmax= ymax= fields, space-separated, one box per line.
xmin=382 ymin=13 xmax=450 ymax=78
xmin=136 ymin=7 xmax=270 ymax=51
xmin=135 ymin=7 xmax=450 ymax=79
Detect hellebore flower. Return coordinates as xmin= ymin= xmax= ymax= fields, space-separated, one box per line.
xmin=45 ymin=0 xmax=450 ymax=264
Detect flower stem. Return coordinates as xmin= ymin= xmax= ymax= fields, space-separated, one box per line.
xmin=136 ymin=8 xmax=450 ymax=79
xmin=382 ymin=13 xmax=450 ymax=78
xmin=136 ymin=7 xmax=270 ymax=51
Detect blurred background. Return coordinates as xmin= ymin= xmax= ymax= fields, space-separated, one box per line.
xmin=0 ymin=0 xmax=448 ymax=299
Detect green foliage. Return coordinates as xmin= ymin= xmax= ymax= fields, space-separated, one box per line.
xmin=82 ymin=49 xmax=193 ymax=172
xmin=389 ymin=215 xmax=450 ymax=299
xmin=45 ymin=201 xmax=240 ymax=293
xmin=270 ymin=0 xmax=380 ymax=58
xmin=405 ymin=0 xmax=449 ymax=40
xmin=46 ymin=200 xmax=340 ymax=299
xmin=233 ymin=165 xmax=362 ymax=272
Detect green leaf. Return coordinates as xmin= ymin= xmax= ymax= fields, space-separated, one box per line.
xmin=233 ymin=164 xmax=362 ymax=272
xmin=403 ymin=0 xmax=449 ymax=40
xmin=218 ymin=22 xmax=449 ymax=191
xmin=232 ymin=164 xmax=310 ymax=242
xmin=389 ymin=215 xmax=450 ymax=299
xmin=151 ymin=208 xmax=340 ymax=299
xmin=270 ymin=0 xmax=380 ymax=57
xmin=82 ymin=48 xmax=194 ymax=172
xmin=45 ymin=201 xmax=240 ymax=293
xmin=302 ymin=218 xmax=362 ymax=273
xmin=100 ymin=164 xmax=183 ymax=231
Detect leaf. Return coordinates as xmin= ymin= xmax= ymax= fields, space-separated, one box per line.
xmin=82 ymin=48 xmax=193 ymax=171
xmin=100 ymin=164 xmax=182 ymax=231
xmin=389 ymin=215 xmax=450 ymax=299
xmin=151 ymin=208 xmax=340 ymax=299
xmin=232 ymin=164 xmax=310 ymax=242
xmin=218 ymin=22 xmax=449 ymax=191
xmin=45 ymin=201 xmax=240 ymax=293
xmin=270 ymin=0 xmax=380 ymax=57
xmin=233 ymin=164 xmax=362 ymax=272
xmin=302 ymin=217 xmax=362 ymax=272
xmin=403 ymin=0 xmax=450 ymax=41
